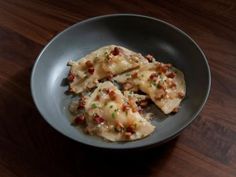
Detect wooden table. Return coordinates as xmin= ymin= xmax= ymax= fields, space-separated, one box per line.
xmin=0 ymin=0 xmax=235 ymax=176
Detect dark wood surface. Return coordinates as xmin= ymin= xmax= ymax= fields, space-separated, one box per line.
xmin=0 ymin=0 xmax=235 ymax=177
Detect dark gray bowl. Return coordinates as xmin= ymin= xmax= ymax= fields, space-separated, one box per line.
xmin=31 ymin=14 xmax=211 ymax=149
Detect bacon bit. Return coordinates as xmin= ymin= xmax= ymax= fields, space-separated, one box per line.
xmin=138 ymin=106 xmax=143 ymax=114
xmin=74 ymin=115 xmax=85 ymax=124
xmin=166 ymin=72 xmax=176 ymax=78
xmin=138 ymin=99 xmax=149 ymax=108
xmin=166 ymin=79 xmax=177 ymax=88
xmin=115 ymin=122 xmax=124 ymax=132
xmin=95 ymin=95 xmax=100 ymax=101
xmin=107 ymin=72 xmax=115 ymax=80
xmin=123 ymin=82 xmax=133 ymax=90
xmin=169 ymin=82 xmax=177 ymax=88
xmin=156 ymin=65 xmax=167 ymax=73
xmin=155 ymin=88 xmax=166 ymax=100
xmin=88 ymin=67 xmax=94 ymax=74
xmin=126 ymin=125 xmax=135 ymax=134
xmin=78 ymin=103 xmax=85 ymax=109
xmin=102 ymin=88 xmax=113 ymax=95
xmin=172 ymin=107 xmax=180 ymax=113
xmin=145 ymin=54 xmax=154 ymax=62
xmin=93 ymin=115 xmax=104 ymax=124
xmin=85 ymin=60 xmax=93 ymax=68
xmin=131 ymin=72 xmax=138 ymax=79
xmin=108 ymin=90 xmax=116 ymax=100
xmin=67 ymin=73 xmax=75 ymax=82
xmin=77 ymin=96 xmax=86 ymax=109
xmin=124 ymin=132 xmax=132 ymax=139
xmin=102 ymin=88 xmax=110 ymax=94
xmin=111 ymin=47 xmax=121 ymax=56
xmin=178 ymin=92 xmax=185 ymax=99
xmin=149 ymin=73 xmax=158 ymax=80
xmin=128 ymin=98 xmax=138 ymax=112
xmin=156 ymin=63 xmax=171 ymax=73
xmin=85 ymin=60 xmax=94 ymax=74
xmin=122 ymin=104 xmax=130 ymax=112
xmin=157 ymin=83 xmax=164 ymax=89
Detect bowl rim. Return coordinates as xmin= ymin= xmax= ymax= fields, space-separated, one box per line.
xmin=31 ymin=13 xmax=211 ymax=149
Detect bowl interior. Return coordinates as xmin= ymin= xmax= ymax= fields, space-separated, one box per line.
xmin=31 ymin=14 xmax=210 ymax=149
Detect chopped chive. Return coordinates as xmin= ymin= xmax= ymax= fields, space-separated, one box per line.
xmin=91 ymin=103 xmax=97 ymax=109
xmin=94 ymin=57 xmax=99 ymax=62
xmin=109 ymin=105 xmax=113 ymax=109
xmin=151 ymin=81 xmax=157 ymax=87
xmin=112 ymin=112 xmax=116 ymax=118
xmin=137 ymin=97 xmax=142 ymax=101
xmin=160 ymin=75 xmax=164 ymax=81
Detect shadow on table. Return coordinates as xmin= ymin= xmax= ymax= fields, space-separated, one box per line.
xmin=73 ymin=138 xmax=178 ymax=177
xmin=0 ymin=67 xmax=178 ymax=177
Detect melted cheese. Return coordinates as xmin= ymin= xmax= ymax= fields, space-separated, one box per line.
xmin=84 ymin=81 xmax=155 ymax=141
xmin=68 ymin=45 xmax=148 ymax=93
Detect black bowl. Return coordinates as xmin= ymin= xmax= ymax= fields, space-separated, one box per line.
xmin=31 ymin=14 xmax=211 ymax=149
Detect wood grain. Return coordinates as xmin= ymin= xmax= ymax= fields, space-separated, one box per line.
xmin=0 ymin=0 xmax=235 ymax=177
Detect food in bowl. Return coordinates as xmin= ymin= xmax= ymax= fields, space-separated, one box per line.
xmin=67 ymin=45 xmax=186 ymax=141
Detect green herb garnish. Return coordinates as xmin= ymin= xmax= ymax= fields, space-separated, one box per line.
xmin=104 ymin=52 xmax=109 ymax=62
xmin=151 ymin=81 xmax=157 ymax=87
xmin=160 ymin=75 xmax=164 ymax=82
xmin=112 ymin=109 xmax=119 ymax=118
xmin=109 ymin=105 xmax=113 ymax=109
xmin=94 ymin=57 xmax=99 ymax=63
xmin=104 ymin=51 xmax=109 ymax=56
xmin=91 ymin=103 xmax=97 ymax=109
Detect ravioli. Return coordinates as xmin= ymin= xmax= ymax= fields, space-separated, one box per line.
xmin=113 ymin=62 xmax=186 ymax=114
xmin=82 ymin=81 xmax=155 ymax=141
xmin=67 ymin=45 xmax=187 ymax=142
xmin=67 ymin=45 xmax=148 ymax=93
